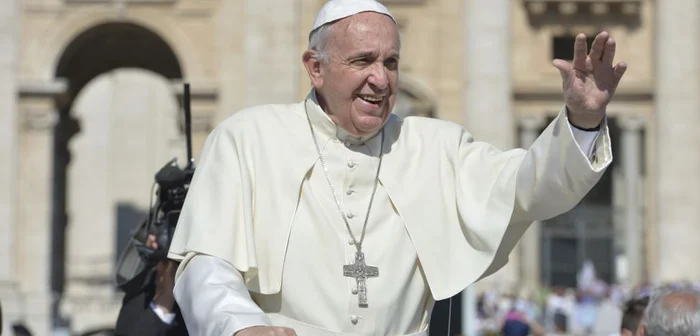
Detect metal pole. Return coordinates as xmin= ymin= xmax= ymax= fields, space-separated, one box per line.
xmin=462 ymin=285 xmax=477 ymax=335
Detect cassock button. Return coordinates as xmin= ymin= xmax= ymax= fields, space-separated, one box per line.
xmin=351 ymin=288 xmax=358 ymax=295
xmin=346 ymin=189 xmax=354 ymax=195
xmin=347 ymin=212 xmax=355 ymax=219
xmin=347 ymin=161 xmax=356 ymax=168
xmin=349 ymin=238 xmax=356 ymax=245
xmin=350 ymin=315 xmax=359 ymax=324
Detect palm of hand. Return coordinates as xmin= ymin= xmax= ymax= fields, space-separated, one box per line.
xmin=553 ymin=32 xmax=628 ymax=128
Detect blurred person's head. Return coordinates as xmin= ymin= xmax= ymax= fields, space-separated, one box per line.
xmin=643 ymin=284 xmax=700 ymax=336
xmin=553 ymin=310 xmax=568 ymax=333
xmin=621 ymin=296 xmax=649 ymax=336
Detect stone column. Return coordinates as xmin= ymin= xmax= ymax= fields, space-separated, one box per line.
xmin=214 ymin=0 xmax=245 ymax=124
xmin=244 ymin=0 xmax=300 ymax=106
xmin=463 ymin=0 xmax=512 ymax=335
xmin=619 ymin=117 xmax=644 ymax=285
xmin=17 ymin=93 xmax=60 ymax=336
xmin=463 ymin=0 xmax=513 ymax=150
xmin=518 ymin=116 xmax=546 ymax=288
xmin=654 ymin=0 xmax=700 ymax=282
xmin=0 ymin=0 xmax=19 ymax=335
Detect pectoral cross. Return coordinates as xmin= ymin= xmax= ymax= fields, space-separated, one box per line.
xmin=343 ymin=251 xmax=379 ymax=307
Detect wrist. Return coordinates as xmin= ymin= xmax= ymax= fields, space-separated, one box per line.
xmin=570 ymin=122 xmax=601 ymax=132
xmin=149 ymin=301 xmax=176 ymax=325
xmin=152 ymin=296 xmax=174 ymax=312
xmin=566 ymin=107 xmax=604 ymax=130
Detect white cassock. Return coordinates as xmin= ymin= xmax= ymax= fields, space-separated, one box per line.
xmin=167 ymin=90 xmax=610 ymax=336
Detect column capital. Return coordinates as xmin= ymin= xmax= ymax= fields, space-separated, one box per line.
xmin=21 ymin=108 xmax=57 ymax=132
xmin=18 ymin=78 xmax=68 ymax=97
xmin=519 ymin=116 xmax=547 ymax=131
xmin=190 ymin=114 xmax=213 ymax=133
xmin=170 ymin=79 xmax=218 ymax=100
xmin=619 ymin=116 xmax=645 ymax=131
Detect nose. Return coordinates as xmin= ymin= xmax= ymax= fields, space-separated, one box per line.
xmin=367 ymin=62 xmax=389 ymax=91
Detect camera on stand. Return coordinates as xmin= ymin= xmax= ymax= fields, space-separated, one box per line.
xmin=113 ymin=83 xmax=196 ymax=293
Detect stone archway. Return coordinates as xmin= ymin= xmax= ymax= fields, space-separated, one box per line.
xmin=14 ymin=13 xmax=218 ymax=334
xmin=393 ymin=75 xmax=439 ymax=118
xmin=49 ymin=21 xmax=184 ymax=333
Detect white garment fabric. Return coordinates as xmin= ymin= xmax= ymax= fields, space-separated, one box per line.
xmin=149 ymin=302 xmax=176 ymax=325
xmin=170 ymin=93 xmax=603 ymax=336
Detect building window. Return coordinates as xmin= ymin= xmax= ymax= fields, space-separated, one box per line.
xmin=552 ymin=35 xmax=596 ymax=61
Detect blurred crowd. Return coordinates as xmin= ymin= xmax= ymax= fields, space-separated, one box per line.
xmin=473 ymin=261 xmax=691 ymax=336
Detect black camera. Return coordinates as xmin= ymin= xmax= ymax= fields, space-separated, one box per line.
xmin=113 ymin=83 xmax=196 ymax=292
xmin=137 ymin=158 xmax=194 ymax=263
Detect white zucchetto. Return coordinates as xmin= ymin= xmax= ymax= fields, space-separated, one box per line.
xmin=310 ymin=0 xmax=396 ymax=34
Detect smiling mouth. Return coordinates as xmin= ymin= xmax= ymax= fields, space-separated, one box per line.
xmin=357 ymin=94 xmax=384 ymax=105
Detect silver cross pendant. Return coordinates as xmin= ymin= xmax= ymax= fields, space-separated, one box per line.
xmin=343 ymin=251 xmax=379 ymax=307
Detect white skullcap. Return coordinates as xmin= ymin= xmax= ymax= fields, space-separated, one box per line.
xmin=311 ymin=0 xmax=396 ymax=34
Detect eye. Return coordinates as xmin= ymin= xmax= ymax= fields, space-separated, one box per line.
xmin=352 ymin=58 xmax=371 ymax=66
xmin=385 ymin=58 xmax=399 ymax=71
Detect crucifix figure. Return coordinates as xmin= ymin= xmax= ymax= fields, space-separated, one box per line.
xmin=343 ymin=251 xmax=379 ymax=307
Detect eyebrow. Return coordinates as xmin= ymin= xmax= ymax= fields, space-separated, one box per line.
xmin=347 ymin=51 xmax=400 ymax=60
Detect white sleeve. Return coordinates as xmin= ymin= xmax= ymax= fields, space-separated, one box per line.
xmin=149 ymin=301 xmax=176 ymax=324
xmin=173 ymin=254 xmax=272 ymax=336
xmin=569 ymin=126 xmax=600 ymax=160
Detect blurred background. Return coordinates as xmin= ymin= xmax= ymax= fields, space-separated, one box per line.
xmin=0 ymin=0 xmax=694 ymax=335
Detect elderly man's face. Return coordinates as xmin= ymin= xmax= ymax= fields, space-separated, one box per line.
xmin=305 ymin=12 xmax=400 ymax=136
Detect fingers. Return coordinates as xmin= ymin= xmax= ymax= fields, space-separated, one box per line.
xmin=572 ymin=33 xmax=588 ymax=71
xmin=613 ymin=62 xmax=628 ymax=84
xmin=601 ymin=37 xmax=616 ymax=65
xmin=589 ymin=31 xmax=609 ymax=61
xmin=552 ymin=59 xmax=572 ymax=73
xmin=552 ymin=59 xmax=573 ymax=84
xmin=283 ymin=327 xmax=297 ymax=336
xmin=146 ymin=234 xmax=158 ymax=250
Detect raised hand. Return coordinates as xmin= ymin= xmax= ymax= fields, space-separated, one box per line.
xmin=553 ymin=31 xmax=628 ymax=129
xmin=146 ymin=234 xmax=178 ymax=312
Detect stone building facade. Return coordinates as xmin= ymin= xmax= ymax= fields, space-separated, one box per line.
xmin=0 ymin=0 xmax=694 ymax=334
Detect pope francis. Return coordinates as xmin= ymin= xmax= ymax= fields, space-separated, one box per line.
xmin=167 ymin=0 xmax=628 ymax=335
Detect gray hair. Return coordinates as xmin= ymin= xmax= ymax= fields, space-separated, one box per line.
xmin=307 ymin=18 xmax=401 ymax=64
xmin=308 ymin=23 xmax=335 ymax=63
xmin=644 ymin=284 xmax=700 ymax=336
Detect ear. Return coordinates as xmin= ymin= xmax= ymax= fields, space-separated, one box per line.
xmin=302 ymin=50 xmax=324 ymax=89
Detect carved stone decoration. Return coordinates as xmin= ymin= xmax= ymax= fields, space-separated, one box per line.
xmin=522 ymin=0 xmax=643 ymax=22
xmin=22 ymin=108 xmax=58 ymax=132
xmin=190 ymin=114 xmax=214 ymax=133
xmin=558 ymin=2 xmax=578 ymax=15
xmin=171 ymin=81 xmax=217 ymax=134
xmin=393 ymin=76 xmax=438 ymax=118
xmin=18 ymin=79 xmax=67 ymax=132
xmin=526 ymin=1 xmax=548 ymax=14
xmin=590 ymin=2 xmax=610 ymax=15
